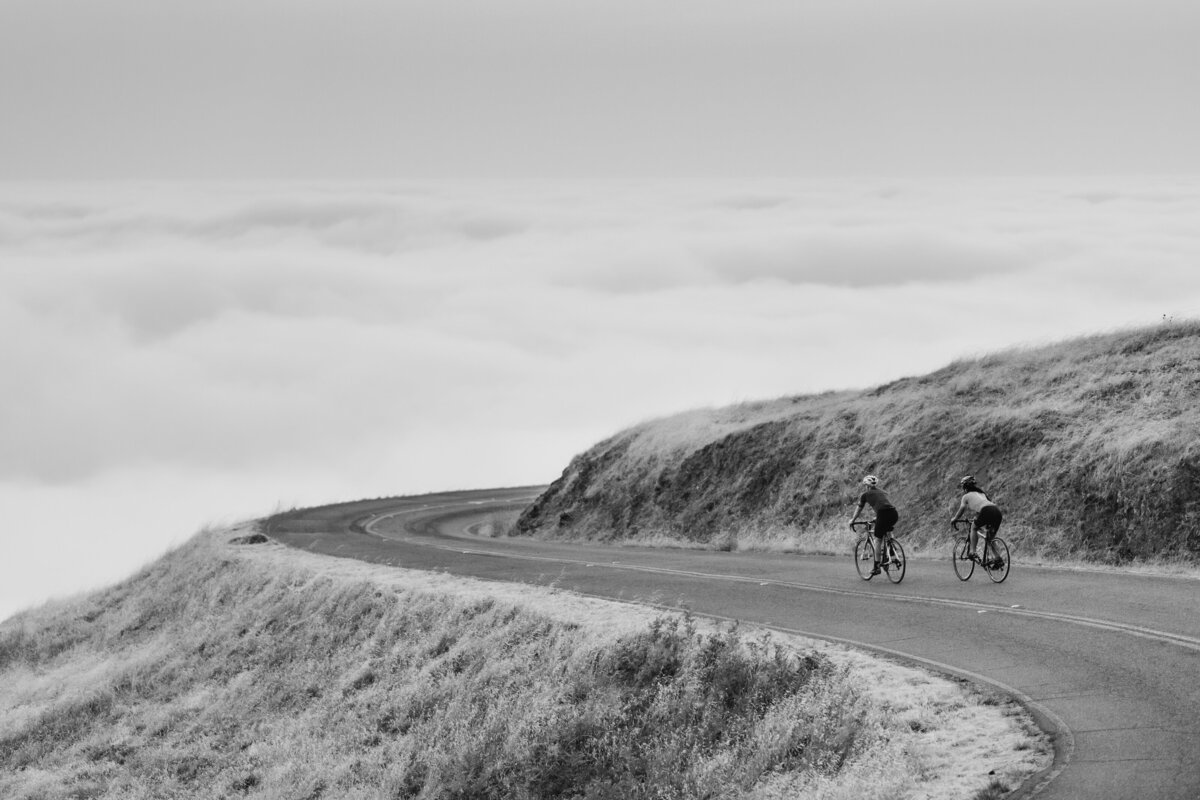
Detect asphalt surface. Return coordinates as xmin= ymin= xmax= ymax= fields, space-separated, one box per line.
xmin=266 ymin=488 xmax=1200 ymax=800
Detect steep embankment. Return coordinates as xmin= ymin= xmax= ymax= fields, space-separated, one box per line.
xmin=517 ymin=321 xmax=1200 ymax=564
xmin=0 ymin=524 xmax=1046 ymax=800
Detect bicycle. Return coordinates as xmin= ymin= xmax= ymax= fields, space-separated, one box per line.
xmin=951 ymin=519 xmax=1010 ymax=583
xmin=851 ymin=520 xmax=906 ymax=584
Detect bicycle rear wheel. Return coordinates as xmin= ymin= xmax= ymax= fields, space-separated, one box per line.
xmin=854 ymin=537 xmax=876 ymax=580
xmin=983 ymin=537 xmax=1011 ymax=583
xmin=884 ymin=538 xmax=906 ymax=584
xmin=952 ymin=536 xmax=975 ymax=580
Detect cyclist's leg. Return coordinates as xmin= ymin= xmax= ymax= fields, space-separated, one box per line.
xmin=989 ymin=511 xmax=1004 ymax=564
xmin=979 ymin=507 xmax=1003 ymax=563
xmin=874 ymin=508 xmax=898 ymax=566
xmin=984 ymin=526 xmax=1004 ymax=565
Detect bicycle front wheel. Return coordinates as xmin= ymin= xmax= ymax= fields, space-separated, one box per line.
xmin=984 ymin=537 xmax=1011 ymax=583
xmin=884 ymin=538 xmax=906 ymax=584
xmin=952 ymin=536 xmax=975 ymax=581
xmin=854 ymin=537 xmax=876 ymax=581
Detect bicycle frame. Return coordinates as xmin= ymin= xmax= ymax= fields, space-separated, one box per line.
xmin=851 ymin=519 xmax=906 ymax=583
xmin=951 ymin=517 xmax=1000 ymax=560
xmin=951 ymin=518 xmax=1010 ymax=583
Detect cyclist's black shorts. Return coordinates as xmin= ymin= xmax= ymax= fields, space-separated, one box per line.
xmin=974 ymin=505 xmax=1002 ymax=536
xmin=874 ymin=506 xmax=898 ymax=536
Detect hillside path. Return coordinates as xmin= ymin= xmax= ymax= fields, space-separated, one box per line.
xmin=267 ymin=488 xmax=1200 ymax=800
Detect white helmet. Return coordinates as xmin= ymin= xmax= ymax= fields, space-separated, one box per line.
xmin=862 ymin=474 xmax=879 ymax=487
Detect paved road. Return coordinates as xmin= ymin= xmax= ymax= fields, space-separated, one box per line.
xmin=266 ymin=488 xmax=1200 ymax=800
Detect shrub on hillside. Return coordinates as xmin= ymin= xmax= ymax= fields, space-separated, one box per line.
xmin=457 ymin=616 xmax=865 ymax=800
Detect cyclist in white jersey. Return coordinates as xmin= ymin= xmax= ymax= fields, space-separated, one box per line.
xmin=950 ymin=475 xmax=1004 ymax=567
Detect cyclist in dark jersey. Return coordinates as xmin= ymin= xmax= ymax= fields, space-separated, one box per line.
xmin=848 ymin=474 xmax=899 ymax=576
xmin=950 ymin=475 xmax=1004 ymax=568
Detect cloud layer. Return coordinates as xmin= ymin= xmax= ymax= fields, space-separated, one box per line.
xmin=4 ymin=176 xmax=1200 ymax=618
xmin=6 ymin=178 xmax=1200 ymax=483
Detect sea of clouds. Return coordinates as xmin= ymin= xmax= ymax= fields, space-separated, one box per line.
xmin=3 ymin=177 xmax=1199 ymax=619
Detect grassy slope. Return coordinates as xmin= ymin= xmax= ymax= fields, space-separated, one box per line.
xmin=516 ymin=321 xmax=1200 ymax=564
xmin=0 ymin=526 xmax=1049 ymax=800
xmin=0 ymin=525 xmax=1050 ymax=800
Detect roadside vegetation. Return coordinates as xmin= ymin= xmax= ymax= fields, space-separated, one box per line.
xmin=516 ymin=320 xmax=1200 ymax=567
xmin=0 ymin=527 xmax=1046 ymax=799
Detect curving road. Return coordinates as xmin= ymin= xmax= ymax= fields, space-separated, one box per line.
xmin=266 ymin=488 xmax=1200 ymax=800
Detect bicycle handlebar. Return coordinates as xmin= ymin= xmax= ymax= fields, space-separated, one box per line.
xmin=849 ymin=520 xmax=873 ymax=529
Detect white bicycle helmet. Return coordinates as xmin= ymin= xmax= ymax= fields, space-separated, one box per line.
xmin=862 ymin=474 xmax=879 ymax=487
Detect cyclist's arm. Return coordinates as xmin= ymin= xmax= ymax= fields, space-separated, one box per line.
xmin=848 ymin=498 xmax=866 ymax=526
xmin=949 ymin=495 xmax=967 ymax=523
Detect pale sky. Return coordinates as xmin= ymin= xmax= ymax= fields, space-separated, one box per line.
xmin=2 ymin=0 xmax=1198 ymax=179
xmin=3 ymin=1 xmax=1199 ymax=620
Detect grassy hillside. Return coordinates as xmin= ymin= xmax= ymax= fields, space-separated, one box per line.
xmin=0 ymin=524 xmax=1049 ymax=800
xmin=517 ymin=321 xmax=1200 ymax=565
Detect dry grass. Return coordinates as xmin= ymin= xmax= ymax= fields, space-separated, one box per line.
xmin=518 ymin=320 xmax=1200 ymax=568
xmin=0 ymin=524 xmax=1049 ymax=800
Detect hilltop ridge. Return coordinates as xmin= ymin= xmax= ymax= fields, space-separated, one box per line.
xmin=517 ymin=320 xmax=1200 ymax=564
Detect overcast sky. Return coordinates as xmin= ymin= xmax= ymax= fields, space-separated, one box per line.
xmin=3 ymin=1 xmax=1199 ymax=620
xmin=3 ymin=0 xmax=1199 ymax=179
